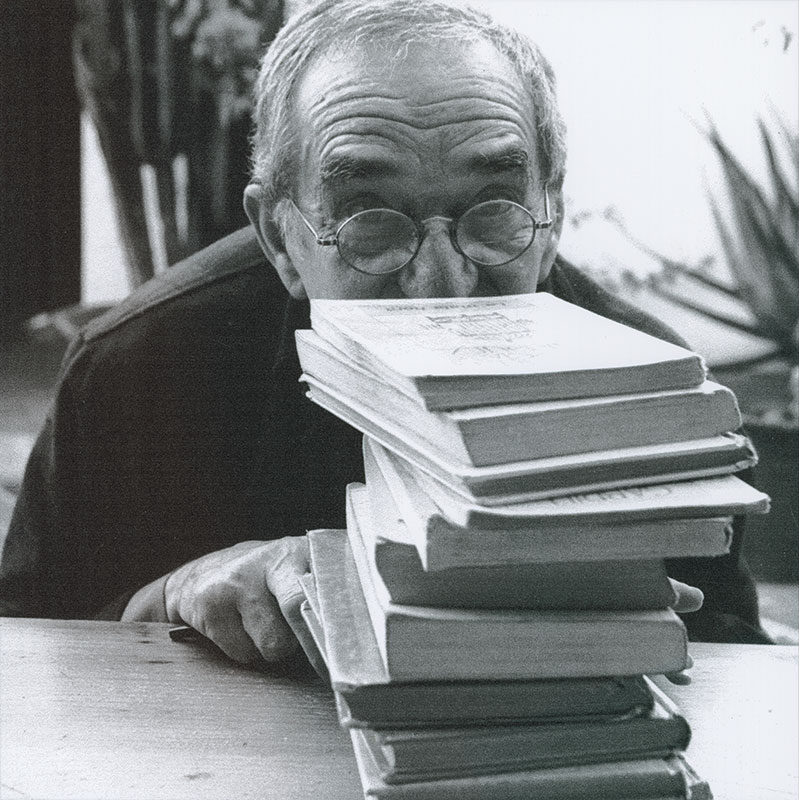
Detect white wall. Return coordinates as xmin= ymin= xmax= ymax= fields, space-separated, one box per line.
xmin=81 ymin=114 xmax=131 ymax=305
xmin=463 ymin=0 xmax=799 ymax=277
xmin=81 ymin=0 xmax=799 ymax=301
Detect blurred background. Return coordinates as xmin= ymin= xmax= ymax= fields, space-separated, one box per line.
xmin=1 ymin=0 xmax=797 ymax=634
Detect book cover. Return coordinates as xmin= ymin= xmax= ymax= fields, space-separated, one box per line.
xmin=347 ymin=483 xmax=677 ymax=609
xmin=353 ymin=681 xmax=690 ymax=784
xmin=305 ymin=382 xmax=757 ymax=503
xmin=364 ymin=436 xmax=769 ymax=528
xmin=307 ymin=294 xmax=706 ymax=410
xmin=350 ymin=729 xmax=712 ymax=799
xmin=306 ymin=529 xmax=655 ymax=727
xmin=313 ymin=529 xmax=689 ymax=682
xmin=363 ymin=439 xmax=736 ymax=569
xmin=300 ymin=366 xmax=740 ymax=467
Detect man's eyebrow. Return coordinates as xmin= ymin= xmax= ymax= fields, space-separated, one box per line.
xmin=467 ymin=147 xmax=530 ymax=174
xmin=320 ymin=155 xmax=400 ymax=185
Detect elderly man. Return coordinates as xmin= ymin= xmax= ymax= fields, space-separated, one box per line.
xmin=0 ymin=0 xmax=769 ymax=666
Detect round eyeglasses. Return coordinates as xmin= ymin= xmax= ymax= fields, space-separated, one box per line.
xmin=288 ymin=187 xmax=552 ymax=275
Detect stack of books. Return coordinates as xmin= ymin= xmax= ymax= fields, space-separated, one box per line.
xmin=296 ymin=294 xmax=770 ymax=799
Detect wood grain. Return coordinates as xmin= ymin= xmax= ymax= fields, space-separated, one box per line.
xmin=0 ymin=619 xmax=360 ymax=799
xmin=1 ymin=619 xmax=796 ymax=800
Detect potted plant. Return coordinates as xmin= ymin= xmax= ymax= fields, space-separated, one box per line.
xmin=614 ymin=117 xmax=798 ymax=581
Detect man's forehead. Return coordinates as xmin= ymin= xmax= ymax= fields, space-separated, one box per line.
xmin=292 ymin=37 xmax=538 ymax=181
xmin=298 ymin=36 xmax=525 ymax=108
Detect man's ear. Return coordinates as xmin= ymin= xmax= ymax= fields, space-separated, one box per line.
xmin=243 ymin=183 xmax=307 ymax=299
xmin=537 ymin=186 xmax=565 ymax=286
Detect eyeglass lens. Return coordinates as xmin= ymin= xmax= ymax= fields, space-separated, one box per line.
xmin=338 ymin=210 xmax=418 ymax=275
xmin=456 ymin=201 xmax=536 ymax=267
xmin=337 ymin=200 xmax=537 ymax=274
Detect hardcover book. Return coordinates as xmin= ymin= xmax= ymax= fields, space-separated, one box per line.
xmin=347 ymin=483 xmax=677 ymax=609
xmin=305 ymin=381 xmax=757 ymax=503
xmin=348 ymin=680 xmax=690 ymax=784
xmin=298 ymin=330 xmax=738 ymax=465
xmin=302 ymin=530 xmax=657 ymax=727
xmin=307 ymin=293 xmax=706 ymax=410
xmin=310 ymin=529 xmax=689 ymax=682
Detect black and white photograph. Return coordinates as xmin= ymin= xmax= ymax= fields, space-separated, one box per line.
xmin=1 ymin=1 xmax=797 ymax=798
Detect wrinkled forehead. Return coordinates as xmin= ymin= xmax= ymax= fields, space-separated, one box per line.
xmin=291 ymin=37 xmax=539 ymax=182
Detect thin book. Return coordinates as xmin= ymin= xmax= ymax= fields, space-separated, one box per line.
xmin=298 ymin=331 xmax=739 ymax=466
xmin=307 ymin=293 xmax=707 ymax=410
xmin=306 ymin=380 xmax=757 ymax=503
xmin=347 ymin=482 xmax=678 ymax=609
xmin=363 ymin=437 xmax=767 ymax=569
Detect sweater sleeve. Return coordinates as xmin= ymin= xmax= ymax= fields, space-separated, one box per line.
xmin=0 ymin=333 xmax=97 ymax=617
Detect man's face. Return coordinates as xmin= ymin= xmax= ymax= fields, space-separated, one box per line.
xmin=250 ymin=38 xmax=562 ymax=300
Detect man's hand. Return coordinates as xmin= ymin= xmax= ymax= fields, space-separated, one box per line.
xmin=669 ymin=578 xmax=704 ymax=614
xmin=665 ymin=578 xmax=704 ymax=685
xmin=164 ymin=537 xmax=311 ymax=669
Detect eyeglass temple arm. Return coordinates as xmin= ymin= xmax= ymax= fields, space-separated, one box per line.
xmin=290 ymin=200 xmax=338 ymax=246
xmin=536 ymin=184 xmax=553 ymax=230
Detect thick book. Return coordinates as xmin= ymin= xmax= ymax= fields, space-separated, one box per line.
xmin=310 ymin=529 xmax=689 ymax=682
xmin=298 ymin=331 xmax=738 ymax=466
xmin=305 ymin=381 xmax=757 ymax=503
xmin=348 ymin=680 xmax=690 ymax=783
xmin=302 ymin=534 xmax=656 ymax=727
xmin=347 ymin=483 xmax=677 ymax=609
xmin=350 ymin=730 xmax=712 ymax=800
xmin=364 ymin=438 xmax=767 ymax=569
xmin=307 ymin=294 xmax=707 ymax=410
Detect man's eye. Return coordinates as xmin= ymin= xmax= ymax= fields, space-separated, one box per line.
xmin=469 ymin=184 xmax=527 ymax=208
xmin=339 ymin=194 xmax=388 ymax=219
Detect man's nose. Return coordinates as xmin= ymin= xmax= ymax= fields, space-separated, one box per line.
xmin=396 ymin=218 xmax=479 ymax=298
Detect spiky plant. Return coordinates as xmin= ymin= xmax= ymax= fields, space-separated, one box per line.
xmin=612 ymin=115 xmax=798 ymax=426
xmin=660 ymin=118 xmax=798 ymax=366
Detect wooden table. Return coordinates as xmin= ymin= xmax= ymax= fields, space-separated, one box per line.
xmin=1 ymin=619 xmax=797 ymax=800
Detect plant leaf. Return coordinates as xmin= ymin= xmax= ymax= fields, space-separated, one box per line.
xmin=758 ymin=118 xmax=799 ymax=230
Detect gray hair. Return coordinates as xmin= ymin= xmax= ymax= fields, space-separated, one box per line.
xmin=250 ymin=0 xmax=567 ymax=210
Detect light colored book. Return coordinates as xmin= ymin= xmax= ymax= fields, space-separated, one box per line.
xmin=305 ymin=380 xmax=757 ymax=503
xmin=347 ymin=483 xmax=677 ymax=609
xmin=363 ymin=438 xmax=767 ymax=569
xmin=394 ymin=450 xmax=770 ymax=528
xmin=310 ymin=529 xmax=689 ymax=682
xmin=308 ymin=293 xmax=707 ymax=410
xmin=297 ymin=330 xmax=739 ymax=466
xmin=349 ymin=729 xmax=712 ymax=799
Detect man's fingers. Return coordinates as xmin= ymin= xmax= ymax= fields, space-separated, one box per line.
xmin=669 ymin=579 xmax=704 ymax=613
xmin=278 ymin=580 xmax=329 ymax=681
xmin=239 ymin=585 xmax=301 ymax=665
xmin=262 ymin=536 xmax=310 ymax=606
xmin=664 ymin=654 xmax=694 ymax=685
xmin=256 ymin=537 xmax=314 ymax=667
xmin=198 ymin=607 xmax=266 ymax=667
xmin=164 ymin=537 xmax=313 ymax=669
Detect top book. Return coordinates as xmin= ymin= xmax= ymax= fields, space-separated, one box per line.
xmin=309 ymin=294 xmax=706 ymax=410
